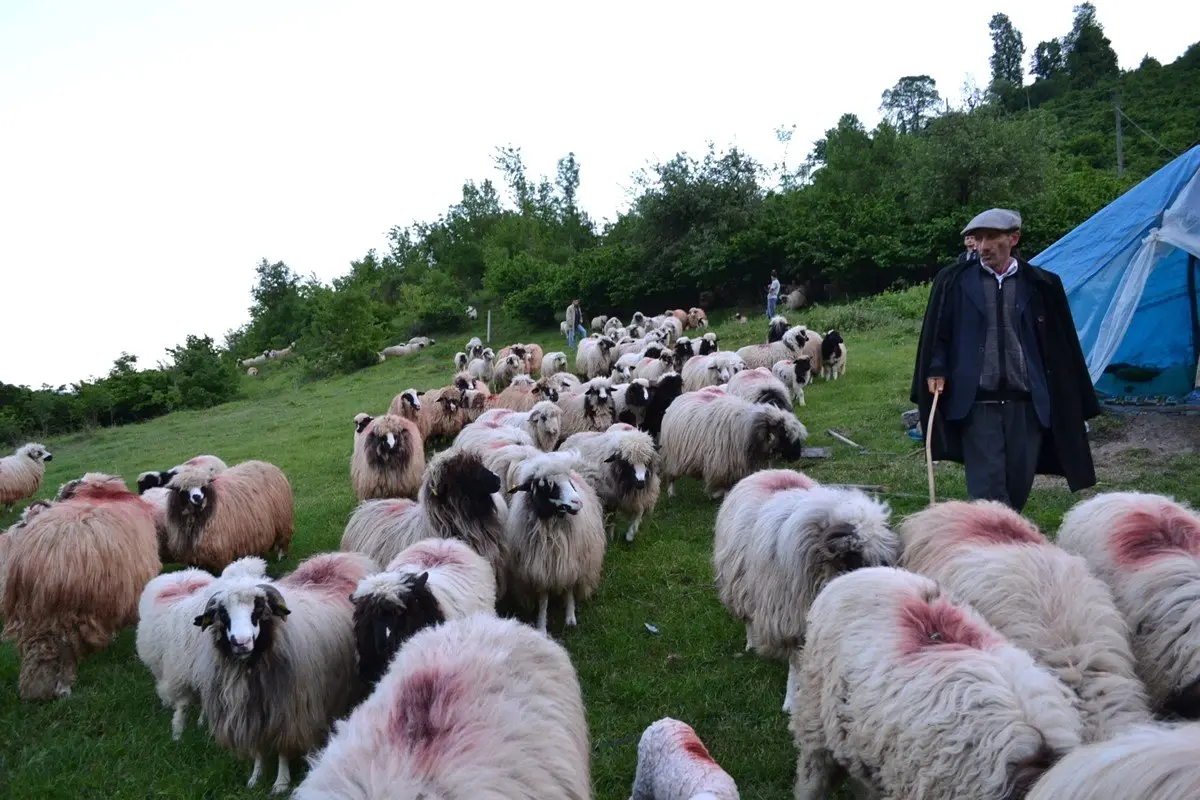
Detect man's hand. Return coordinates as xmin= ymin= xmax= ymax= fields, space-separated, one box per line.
xmin=927 ymin=377 xmax=945 ymax=395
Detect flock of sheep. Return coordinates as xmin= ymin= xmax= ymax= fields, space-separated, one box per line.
xmin=1 ymin=303 xmax=1199 ymax=799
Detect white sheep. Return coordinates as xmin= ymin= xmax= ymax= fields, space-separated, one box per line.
xmin=0 ymin=443 xmax=52 ymax=511
xmin=899 ymin=500 xmax=1151 ymax=742
xmin=467 ymin=348 xmax=496 ymax=383
xmin=540 ymin=350 xmax=569 ymax=377
xmin=714 ymin=474 xmax=897 ymax=710
xmin=557 ymin=377 xmax=617 ymax=439
xmin=491 ymin=353 xmax=526 ymax=391
xmin=476 ymin=401 xmax=563 ymax=452
xmin=736 ymin=328 xmax=805 ymax=370
xmin=724 ymin=366 xmax=792 ymax=410
xmin=292 ymin=614 xmax=591 ymax=799
xmin=505 ymin=450 xmax=606 ymax=634
xmin=465 ymin=336 xmax=484 ymax=361
xmin=454 ymin=351 xmax=468 ymax=372
xmin=820 ymin=329 xmax=846 ymax=379
xmin=561 ymin=423 xmax=660 ymax=543
xmin=680 ymin=352 xmax=745 ymax=393
xmin=630 ymin=717 xmax=739 ymax=800
xmin=591 ymin=314 xmax=609 ymax=331
xmin=791 ymin=566 xmax=1083 ymax=800
xmin=548 ymin=371 xmax=583 ymax=394
xmin=576 ymin=336 xmax=617 ymax=380
xmin=771 ymin=357 xmax=811 ymax=406
xmin=466 ymin=305 xmax=478 ymax=320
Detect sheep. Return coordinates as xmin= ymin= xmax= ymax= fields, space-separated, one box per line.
xmin=820 ymin=329 xmax=846 ymax=379
xmin=697 ymin=331 xmax=718 ymax=355
xmin=630 ymin=717 xmax=739 ymax=800
xmin=414 ymin=386 xmax=467 ymax=441
xmin=660 ymin=391 xmax=806 ymax=499
xmin=350 ymin=413 xmax=425 ymax=502
xmin=767 ymin=315 xmax=790 ymax=343
xmin=406 ymin=336 xmax=434 ymax=348
xmin=453 ymin=417 xmax=536 ymax=456
xmin=724 ymin=366 xmax=792 ymax=410
xmin=341 ymin=449 xmax=509 ymax=595
xmin=899 ymin=500 xmax=1151 ymax=742
xmin=734 ymin=313 xmax=748 ymax=324
xmin=771 ymin=357 xmax=812 ymax=406
xmin=561 ymin=424 xmax=660 ymax=543
xmin=641 ymin=372 xmax=684 ymax=441
xmin=548 ymin=371 xmax=583 ymax=394
xmin=1057 ymin=492 xmax=1200 ymax=717
xmin=798 ymin=327 xmax=824 ymax=375
xmin=454 ymin=351 xmax=468 ymax=372
xmin=791 ymin=566 xmax=1083 ymax=800
xmin=465 ymin=336 xmax=484 ymax=361
xmin=540 ymin=350 xmax=569 ymax=377
xmin=736 ymin=329 xmax=805 ymax=370
xmin=672 ymin=336 xmax=696 ymax=371
xmin=193 ymin=551 xmax=375 ymax=795
xmin=240 ymin=351 xmax=270 ymax=368
xmin=632 ymin=350 xmax=675 ymax=383
xmin=786 ymin=287 xmax=807 ymax=310
xmin=161 ymin=459 xmax=293 ymax=572
xmin=557 ymin=377 xmax=617 ymax=439
xmin=3 ymin=473 xmax=160 ymax=700
xmin=591 ymin=315 xmax=609 ymax=331
xmin=576 ymin=335 xmax=617 ymax=380
xmin=484 ymin=376 xmax=557 ymax=412
xmin=350 ymin=537 xmax=496 ymax=686
xmin=453 ymin=371 xmax=490 ymax=395
xmin=612 ymin=351 xmax=645 ymax=382
xmin=135 ymin=556 xmax=269 ymax=739
xmin=522 ymin=343 xmax=544 ymax=375
xmin=476 ymin=401 xmax=562 ymax=452
xmin=496 ymin=342 xmax=528 ymax=364
xmin=491 ymin=353 xmax=525 ymax=391
xmin=0 ymin=443 xmax=52 ymax=511
xmin=136 ymin=454 xmax=229 ymax=495
xmin=267 ymin=342 xmax=296 ymax=359
xmin=1026 ymin=723 xmax=1200 ymax=800
xmin=560 ymin=320 xmax=570 ymax=338
xmin=714 ymin=476 xmax=897 ymax=710
xmin=0 ymin=500 xmax=53 ymax=605
xmin=247 ymin=367 xmax=259 ymax=376
xmin=505 ymin=450 xmax=606 ymax=633
xmin=467 ymin=348 xmax=496 ymax=383
xmin=681 ymin=352 xmax=746 ymax=393
xmin=604 ymin=317 xmax=624 ymax=335
xmin=385 ymin=388 xmax=422 ymax=424
xmin=660 ymin=315 xmax=683 ymax=344
xmin=613 ymin=378 xmax=653 ymax=428
xmin=292 ymin=613 xmax=590 ymax=799
xmin=687 ymin=307 xmax=709 ymax=329
xmin=380 ymin=343 xmax=414 ymax=359
xmin=466 ymin=305 xmax=478 ymax=320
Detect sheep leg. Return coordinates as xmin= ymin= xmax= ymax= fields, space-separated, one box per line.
xmin=667 ymin=481 xmax=676 ymax=498
xmin=171 ymin=701 xmax=188 ymax=741
xmin=537 ymin=592 xmax=549 ymax=635
xmin=795 ymin=746 xmax=838 ymax=800
xmin=247 ymin=755 xmax=264 ymax=789
xmin=197 ymin=708 xmax=206 ymax=729
xmin=783 ymin=649 xmax=803 ymax=713
xmin=744 ymin=624 xmax=755 ymax=652
xmin=565 ymin=590 xmax=577 ymax=628
xmin=625 ymin=511 xmax=643 ymax=543
xmin=270 ymin=755 xmax=290 ymax=795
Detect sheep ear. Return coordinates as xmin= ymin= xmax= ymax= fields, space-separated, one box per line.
xmin=604 ymin=454 xmax=618 ymax=463
xmin=193 ymin=597 xmax=219 ymax=629
xmin=413 ymin=571 xmax=430 ymax=590
xmin=509 ymin=480 xmax=532 ymax=494
xmin=261 ymin=585 xmax=290 ymax=619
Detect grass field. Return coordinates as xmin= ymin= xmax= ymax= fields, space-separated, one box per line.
xmin=2 ymin=289 xmax=1196 ymax=799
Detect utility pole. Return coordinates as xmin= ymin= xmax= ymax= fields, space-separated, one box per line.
xmin=1115 ymin=90 xmax=1125 ymax=178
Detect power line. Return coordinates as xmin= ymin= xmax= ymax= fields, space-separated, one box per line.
xmin=1118 ymin=107 xmax=1181 ymax=158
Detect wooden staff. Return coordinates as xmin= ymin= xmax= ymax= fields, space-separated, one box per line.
xmin=925 ymin=389 xmax=941 ymax=505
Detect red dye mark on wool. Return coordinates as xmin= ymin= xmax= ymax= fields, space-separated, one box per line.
xmin=955 ymin=504 xmax=1043 ymax=546
xmin=387 ymin=666 xmax=468 ymax=770
xmin=753 ymin=470 xmax=815 ymax=493
xmin=677 ymin=727 xmax=716 ymax=764
xmin=1110 ymin=506 xmax=1200 ymax=568
xmin=282 ymin=555 xmax=360 ymax=596
xmin=897 ymin=595 xmax=997 ymax=657
xmin=156 ymin=576 xmax=213 ymax=605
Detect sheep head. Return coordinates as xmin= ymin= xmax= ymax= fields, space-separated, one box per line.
xmin=194 ymin=583 xmax=290 ymax=663
xmin=18 ymin=443 xmax=52 ymax=463
xmin=350 ymin=570 xmax=443 ymax=685
xmin=510 ymin=459 xmax=583 ymax=518
xmin=752 ymin=407 xmax=808 ymax=463
xmin=354 ymin=412 xmax=375 ymax=435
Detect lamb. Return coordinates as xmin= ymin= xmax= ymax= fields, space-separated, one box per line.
xmin=899 ymin=500 xmax=1151 ymax=742
xmin=193 ymin=551 xmax=376 ymax=795
xmin=135 ymin=556 xmax=269 ymax=739
xmin=736 ymin=329 xmax=805 ymax=370
xmin=591 ymin=315 xmax=609 ymax=331
xmin=767 ymin=315 xmax=790 ymax=343
xmin=1026 ymin=723 xmax=1200 ymax=800
xmin=467 ymin=348 xmax=496 ymax=383
xmin=0 ymin=443 xmax=52 ymax=511
xmin=791 ymin=566 xmax=1083 ymax=800
xmin=491 ymin=353 xmax=526 ymax=391
xmin=630 ymin=717 xmax=739 ymax=800
xmin=247 ymin=367 xmax=259 ymax=376
xmin=557 ymin=377 xmax=617 ymax=438
xmin=697 ymin=331 xmax=719 ymax=355
xmin=561 ymin=424 xmax=660 ymax=543
xmin=136 ymin=454 xmax=228 ymax=494
xmin=350 ymin=413 xmax=425 ymax=502
xmin=505 ymin=450 xmax=606 ymax=633
xmin=385 ymin=388 xmax=422 ymax=424
xmin=548 ymin=371 xmax=583 ymax=394
xmin=476 ymin=401 xmax=563 ymax=452
xmin=659 ymin=391 xmax=807 ymax=499
xmin=613 ymin=378 xmax=653 ymax=427
xmin=1057 ymin=492 xmax=1200 ymax=717
xmin=820 ymin=329 xmax=846 ymax=379
xmin=414 ymin=386 xmax=467 ymax=441
xmin=466 ymin=305 xmax=478 ymax=320
xmin=465 ymin=337 xmax=484 ymax=361
xmin=681 ymin=352 xmax=746 ymax=392
xmin=576 ymin=335 xmax=617 ymax=380
xmin=350 ymin=537 xmax=497 ymax=686
xmin=292 ymin=614 xmax=590 ymax=800
xmin=454 ymin=351 xmax=468 ymax=372
xmin=714 ymin=475 xmax=897 ymax=710
xmin=641 ymin=372 xmax=684 ymax=441
xmin=724 ymin=366 xmax=792 ymax=410
xmin=3 ymin=473 xmax=161 ymax=700
xmin=341 ymin=449 xmax=509 ymax=595
xmin=540 ymin=350 xmax=569 ymax=377
xmin=771 ymin=357 xmax=812 ymax=406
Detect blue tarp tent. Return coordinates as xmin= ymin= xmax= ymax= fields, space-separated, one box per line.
xmin=1035 ymin=145 xmax=1200 ymax=399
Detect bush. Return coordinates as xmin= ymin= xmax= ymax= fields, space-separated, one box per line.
xmin=299 ymin=283 xmax=387 ymax=379
xmin=399 ymin=270 xmax=466 ymax=334
xmin=166 ymin=336 xmax=240 ymax=410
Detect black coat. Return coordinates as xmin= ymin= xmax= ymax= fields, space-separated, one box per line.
xmin=910 ymin=258 xmax=1101 ymax=492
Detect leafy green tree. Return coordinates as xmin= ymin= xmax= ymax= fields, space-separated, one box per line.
xmin=299 ymin=281 xmax=386 ymax=378
xmin=166 ymin=335 xmax=239 ymax=410
xmin=880 ymin=76 xmax=941 ymax=134
xmin=1032 ymin=39 xmax=1066 ymax=79
xmin=1064 ymin=3 xmax=1119 ymax=89
xmin=989 ymin=13 xmax=1026 ymax=86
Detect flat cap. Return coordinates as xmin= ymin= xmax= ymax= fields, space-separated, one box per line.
xmin=961 ymin=208 xmax=1022 ymax=235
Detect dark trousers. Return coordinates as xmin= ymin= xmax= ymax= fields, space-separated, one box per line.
xmin=961 ymin=400 xmax=1043 ymax=512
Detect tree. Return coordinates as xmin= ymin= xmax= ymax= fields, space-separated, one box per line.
xmin=880 ymin=76 xmax=941 ymax=134
xmin=1064 ymin=3 xmax=1119 ymax=89
xmin=1031 ymin=39 xmax=1065 ymax=80
xmin=989 ymin=13 xmax=1026 ymax=86
xmin=166 ymin=335 xmax=239 ymax=410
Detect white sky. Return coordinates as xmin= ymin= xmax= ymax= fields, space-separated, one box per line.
xmin=2 ymin=1 xmax=1196 ymax=389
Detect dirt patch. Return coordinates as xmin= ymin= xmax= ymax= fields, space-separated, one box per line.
xmin=1091 ymin=411 xmax=1200 ymax=462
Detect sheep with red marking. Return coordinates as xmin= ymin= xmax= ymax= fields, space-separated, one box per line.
xmin=660 ymin=391 xmax=807 ymax=499
xmin=900 ymin=500 xmax=1150 ymax=742
xmin=771 ymin=357 xmax=811 ymax=406
xmin=341 ymin=449 xmax=509 ymax=597
xmin=557 ymin=377 xmax=617 ymax=439
xmin=630 ymin=717 xmax=739 ymax=800
xmin=385 ymin=388 xmax=422 ymax=424
xmin=577 ymin=335 xmax=617 ymax=380
xmin=632 ymin=350 xmax=675 ymax=383
xmin=791 ymin=566 xmax=1082 ymax=800
xmin=0 ymin=500 xmax=53 ymax=607
xmin=192 ymin=551 xmax=376 ymax=795
xmin=1057 ymin=492 xmax=1200 ymax=717
xmin=453 ymin=416 xmax=536 ymax=455
xmin=0 ymin=443 xmax=52 ymax=511
xmin=350 ymin=412 xmax=425 ymax=502
xmin=476 ymin=401 xmax=562 ymax=452
xmin=1027 ymin=723 xmax=1200 ymax=800
xmin=3 ymin=473 xmax=161 ymax=700
xmin=486 ymin=375 xmax=559 ymax=412
xmin=561 ymin=423 xmax=661 ymax=543
xmin=714 ymin=473 xmax=897 ymax=711
xmin=724 ymin=366 xmax=792 ymax=410
xmin=505 ymin=450 xmax=606 ymax=634
xmin=160 ymin=459 xmax=294 ymax=572
xmin=293 ymin=613 xmax=590 ymax=800
xmin=350 ymin=537 xmax=496 ymax=686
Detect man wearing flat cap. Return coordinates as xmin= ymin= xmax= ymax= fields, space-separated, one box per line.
xmin=911 ymin=208 xmax=1099 ymax=511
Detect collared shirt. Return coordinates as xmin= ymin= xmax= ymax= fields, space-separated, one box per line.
xmin=981 ymin=258 xmax=1018 ymax=287
xmin=768 ymin=278 xmax=780 ymax=299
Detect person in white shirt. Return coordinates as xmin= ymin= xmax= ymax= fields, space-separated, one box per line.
xmin=766 ymin=271 xmax=781 ymax=319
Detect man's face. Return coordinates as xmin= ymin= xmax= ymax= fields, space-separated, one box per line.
xmin=963 ymin=235 xmax=977 ymax=252
xmin=975 ymin=229 xmax=1019 ymax=269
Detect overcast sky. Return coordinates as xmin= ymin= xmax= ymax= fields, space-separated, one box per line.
xmin=2 ymin=1 xmax=1196 ymax=389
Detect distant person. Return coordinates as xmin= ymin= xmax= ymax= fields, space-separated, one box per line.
xmin=956 ymin=234 xmax=979 ymax=264
xmin=911 ymin=208 xmax=1099 ymax=512
xmin=766 ymin=271 xmax=781 ymax=319
xmin=565 ymin=298 xmax=587 ymax=349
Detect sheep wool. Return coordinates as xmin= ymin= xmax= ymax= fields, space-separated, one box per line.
xmin=0 ymin=443 xmax=52 ymax=509
xmin=899 ymin=500 xmax=1150 ymax=742
xmin=3 ymin=473 xmax=161 ymax=700
xmin=735 ymin=334 xmax=803 ymax=371
xmin=791 ymin=567 xmax=1082 ymax=800
xmin=724 ymin=366 xmax=792 ymax=410
xmin=1057 ymin=492 xmax=1200 ymax=717
xmin=681 ymin=352 xmax=745 ymax=393
xmin=820 ymin=329 xmax=846 ymax=379
xmin=415 ymin=386 xmax=467 ymax=441
xmin=540 ymin=351 xmax=569 ymax=377
xmin=486 ymin=377 xmax=558 ymax=412
xmin=771 ymin=358 xmax=811 ymax=406
xmin=293 ymin=614 xmax=590 ymax=800
xmin=477 ymin=401 xmax=562 ymax=452
xmin=386 ymin=389 xmax=422 ymax=424
xmin=560 ymin=424 xmax=661 ymax=543
xmin=630 ymin=717 xmax=739 ymax=800
xmin=576 ymin=336 xmax=617 ymax=380
xmin=350 ymin=413 xmax=426 ymax=502
xmin=557 ymin=379 xmax=617 ymax=439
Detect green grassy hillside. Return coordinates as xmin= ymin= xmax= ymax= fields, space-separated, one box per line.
xmin=2 ymin=290 xmax=1195 ymax=799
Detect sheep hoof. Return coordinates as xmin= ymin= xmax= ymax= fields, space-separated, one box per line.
xmin=270 ymin=783 xmax=289 ymax=796
xmin=54 ymin=683 xmax=72 ymax=699
xmin=565 ymin=613 xmax=577 ymax=628
xmin=625 ymin=529 xmax=635 ymax=543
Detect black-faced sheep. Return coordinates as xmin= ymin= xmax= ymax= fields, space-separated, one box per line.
xmin=557 ymin=377 xmax=617 ymax=439
xmin=631 ymin=717 xmax=740 ymax=800
xmin=724 ymin=366 xmax=792 ymax=410
xmin=672 ymin=337 xmax=696 ymax=371
xmin=292 ymin=613 xmax=591 ymax=799
xmin=900 ymin=500 xmax=1151 ymax=742
xmin=791 ymin=566 xmax=1082 ymax=800
xmin=714 ymin=472 xmax=897 ymax=710
xmin=465 ymin=336 xmax=484 ymax=361
xmin=632 ymin=350 xmax=675 ymax=383
xmin=350 ymin=537 xmax=496 ymax=686
xmin=561 ymin=424 xmax=660 ymax=543
xmin=640 ymin=371 xmax=684 ymax=441
xmin=351 ymin=413 xmax=425 ymax=501
xmin=136 ymin=453 xmax=228 ymax=495
xmin=736 ymin=328 xmax=805 ymax=370
xmin=696 ymin=331 xmax=718 ymax=355
xmin=466 ymin=305 xmax=478 ymax=320
xmin=659 ymin=391 xmax=807 ymax=499
xmin=505 ymin=450 xmax=606 ymax=634
xmin=476 ymin=401 xmax=562 ymax=452
xmin=385 ymin=388 xmax=422 ymax=424
xmin=613 ymin=378 xmax=653 ymax=428
xmin=767 ymin=314 xmax=789 ymax=343
xmin=576 ymin=336 xmax=617 ymax=380
xmin=771 ymin=357 xmax=811 ymax=406
xmin=0 ymin=443 xmax=52 ymax=511
xmin=820 ymin=329 xmax=846 ymax=379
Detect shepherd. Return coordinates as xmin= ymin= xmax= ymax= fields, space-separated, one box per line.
xmin=911 ymin=208 xmax=1099 ymax=512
